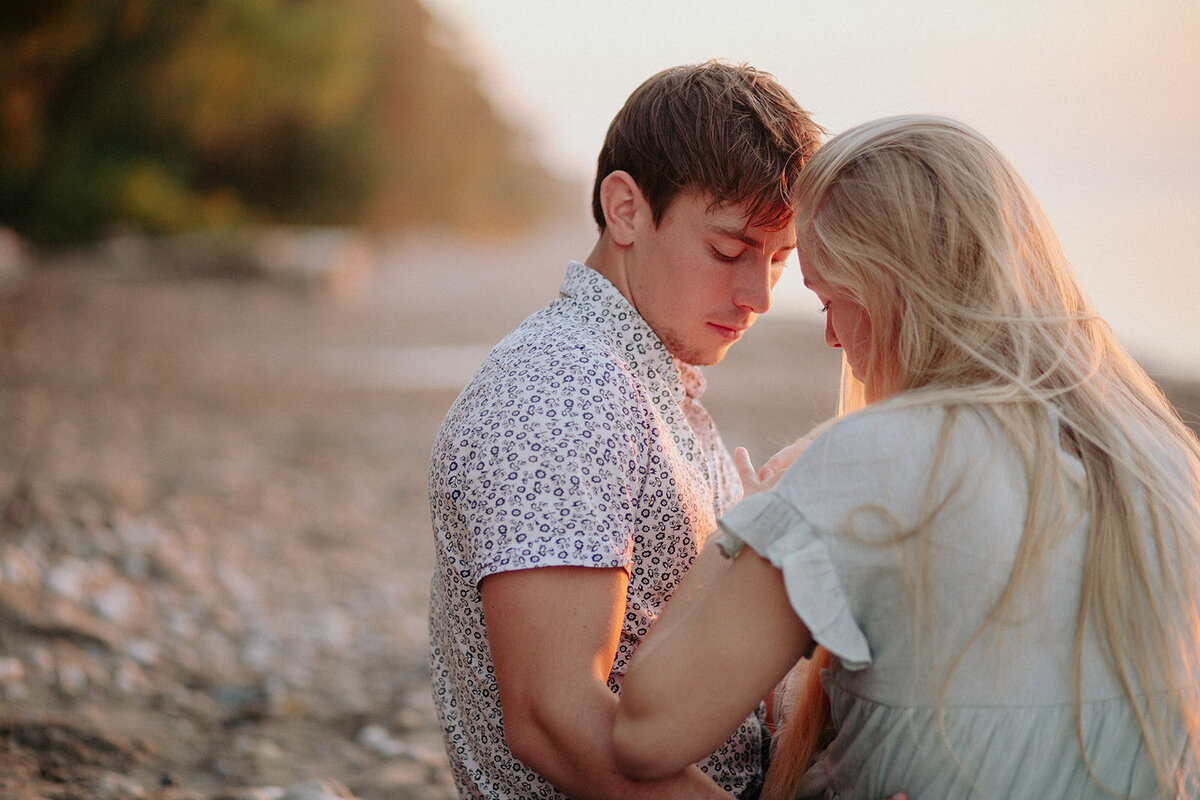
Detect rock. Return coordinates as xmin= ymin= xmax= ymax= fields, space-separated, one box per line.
xmin=54 ymin=647 xmax=92 ymax=697
xmin=355 ymin=723 xmax=409 ymax=759
xmin=240 ymin=631 xmax=278 ymax=673
xmin=358 ymin=760 xmax=428 ymax=791
xmin=3 ymin=681 xmax=29 ymax=701
xmin=263 ymin=674 xmax=299 ymax=718
xmin=197 ymin=629 xmax=241 ymax=681
xmin=111 ymin=519 xmax=155 ymax=579
xmin=0 ymin=655 xmax=25 ymax=685
xmin=94 ymin=770 xmax=148 ymax=799
xmin=162 ymin=602 xmax=198 ymax=640
xmin=278 ymin=778 xmax=358 ymax=800
xmin=46 ymin=554 xmax=149 ymax=631
xmin=46 ymin=556 xmax=90 ymax=602
xmin=391 ymin=706 xmax=426 ymax=733
xmin=211 ymin=683 xmax=271 ymax=722
xmin=25 ymin=643 xmax=53 ymax=674
xmin=316 ymin=607 xmax=354 ymax=651
xmin=233 ymin=732 xmax=285 ymax=766
xmin=1 ymin=543 xmax=42 ymax=587
xmin=217 ymin=560 xmax=260 ymax=609
xmin=92 ymin=577 xmax=143 ymax=626
xmin=126 ymin=637 xmax=160 ymax=667
xmin=0 ymin=581 xmax=124 ymax=651
xmin=0 ymin=655 xmax=26 ymax=700
xmin=212 ymin=788 xmax=285 ymax=800
xmin=393 ymin=688 xmax=439 ymax=733
xmin=149 ymin=524 xmax=209 ymax=587
xmin=408 ymin=743 xmax=447 ymax=769
xmin=113 ymin=659 xmax=151 ymax=695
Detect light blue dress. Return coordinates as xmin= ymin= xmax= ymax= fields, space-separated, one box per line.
xmin=717 ymin=401 xmax=1187 ymax=799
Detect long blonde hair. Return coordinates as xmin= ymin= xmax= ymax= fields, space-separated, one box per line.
xmin=764 ymin=115 xmax=1200 ymax=799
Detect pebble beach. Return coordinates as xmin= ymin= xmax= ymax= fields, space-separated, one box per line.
xmin=0 ymin=221 xmax=1194 ymax=799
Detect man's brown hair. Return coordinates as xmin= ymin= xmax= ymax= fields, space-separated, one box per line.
xmin=591 ymin=60 xmax=823 ymax=232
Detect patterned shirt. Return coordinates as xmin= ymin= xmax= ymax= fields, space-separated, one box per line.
xmin=428 ymin=262 xmax=762 ymax=799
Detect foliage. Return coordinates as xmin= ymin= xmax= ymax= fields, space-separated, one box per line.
xmin=0 ymin=0 xmax=573 ymax=246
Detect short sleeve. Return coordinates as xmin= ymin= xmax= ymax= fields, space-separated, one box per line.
xmin=719 ymin=492 xmax=872 ymax=670
xmin=439 ymin=343 xmax=647 ymax=584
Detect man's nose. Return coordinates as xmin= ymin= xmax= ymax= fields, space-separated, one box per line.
xmin=735 ymin=259 xmax=773 ymax=314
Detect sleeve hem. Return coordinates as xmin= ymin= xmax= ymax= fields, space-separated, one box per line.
xmin=473 ymin=554 xmax=633 ymax=587
xmin=720 ymin=493 xmax=872 ymax=670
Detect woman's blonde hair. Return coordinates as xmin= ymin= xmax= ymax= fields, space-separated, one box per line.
xmin=764 ymin=115 xmax=1200 ymax=799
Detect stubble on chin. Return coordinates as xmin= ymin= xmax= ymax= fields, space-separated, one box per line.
xmin=657 ymin=328 xmax=728 ymax=367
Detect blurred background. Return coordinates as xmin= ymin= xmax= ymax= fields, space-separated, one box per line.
xmin=424 ymin=0 xmax=1200 ymax=375
xmin=4 ymin=0 xmax=1197 ymax=369
xmin=0 ymin=0 xmax=575 ymax=244
xmin=0 ymin=2 xmax=1197 ymax=799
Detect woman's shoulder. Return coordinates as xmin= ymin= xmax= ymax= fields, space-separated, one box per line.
xmin=798 ymin=399 xmax=1012 ymax=485
xmin=815 ymin=397 xmax=998 ymax=447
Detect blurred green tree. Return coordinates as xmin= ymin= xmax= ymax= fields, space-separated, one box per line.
xmin=0 ymin=0 xmax=573 ymax=246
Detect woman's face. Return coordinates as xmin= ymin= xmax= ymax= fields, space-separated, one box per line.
xmin=800 ymin=257 xmax=874 ymax=384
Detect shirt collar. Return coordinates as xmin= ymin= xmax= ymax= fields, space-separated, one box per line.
xmin=559 ymin=261 xmax=707 ymax=402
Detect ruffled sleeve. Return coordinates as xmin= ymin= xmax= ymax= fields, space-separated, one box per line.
xmin=718 ymin=491 xmax=872 ymax=670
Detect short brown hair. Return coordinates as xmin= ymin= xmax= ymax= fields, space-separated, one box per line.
xmin=591 ymin=60 xmax=823 ymax=232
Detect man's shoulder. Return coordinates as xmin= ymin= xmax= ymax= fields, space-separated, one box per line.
xmin=436 ymin=322 xmax=646 ymax=439
xmin=473 ymin=310 xmax=646 ymax=397
xmin=495 ymin=307 xmax=611 ymax=363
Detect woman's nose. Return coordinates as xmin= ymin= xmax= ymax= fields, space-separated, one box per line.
xmin=825 ymin=315 xmax=841 ymax=349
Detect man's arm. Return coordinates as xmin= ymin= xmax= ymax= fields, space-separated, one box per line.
xmin=613 ymin=549 xmax=812 ymax=780
xmin=481 ymin=565 xmax=734 ymax=800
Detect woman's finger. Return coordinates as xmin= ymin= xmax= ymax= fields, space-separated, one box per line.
xmin=734 ymin=447 xmax=762 ymax=494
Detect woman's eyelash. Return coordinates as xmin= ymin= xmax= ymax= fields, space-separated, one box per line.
xmin=819 ymin=302 xmax=831 ymax=313
xmin=711 ymin=247 xmax=739 ymax=262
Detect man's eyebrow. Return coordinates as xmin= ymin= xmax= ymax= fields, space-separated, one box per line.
xmin=705 ymin=224 xmax=796 ymax=251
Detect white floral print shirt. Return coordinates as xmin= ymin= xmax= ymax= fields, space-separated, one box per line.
xmin=427 ymin=262 xmax=761 ymax=799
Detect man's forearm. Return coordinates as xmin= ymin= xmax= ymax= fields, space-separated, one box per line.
xmin=483 ymin=567 xmax=740 ymax=799
xmin=506 ymin=683 xmax=734 ymax=800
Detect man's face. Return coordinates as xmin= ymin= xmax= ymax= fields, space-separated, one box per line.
xmin=626 ymin=191 xmax=796 ymax=366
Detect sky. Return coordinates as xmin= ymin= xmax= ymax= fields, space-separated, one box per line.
xmin=424 ymin=0 xmax=1200 ymax=375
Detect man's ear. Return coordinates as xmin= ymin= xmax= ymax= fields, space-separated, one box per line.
xmin=598 ymin=171 xmax=645 ymax=247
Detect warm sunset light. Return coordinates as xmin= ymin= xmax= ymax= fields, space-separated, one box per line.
xmin=427 ymin=0 xmax=1200 ymax=377
xmin=3 ymin=3 xmax=1197 ymax=796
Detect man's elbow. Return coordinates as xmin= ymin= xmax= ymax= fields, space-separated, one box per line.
xmin=501 ymin=707 xmax=549 ymax=773
xmin=611 ymin=709 xmax=684 ymax=781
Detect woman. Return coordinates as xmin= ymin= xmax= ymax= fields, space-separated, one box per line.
xmin=611 ymin=115 xmax=1200 ymax=798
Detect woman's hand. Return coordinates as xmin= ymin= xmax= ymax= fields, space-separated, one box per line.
xmin=735 ymin=437 xmax=811 ymax=495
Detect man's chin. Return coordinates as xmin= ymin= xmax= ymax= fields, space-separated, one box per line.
xmin=658 ymin=327 xmax=741 ymax=367
xmin=673 ymin=343 xmax=731 ymax=367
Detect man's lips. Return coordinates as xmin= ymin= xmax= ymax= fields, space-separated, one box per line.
xmin=708 ymin=322 xmax=748 ymax=341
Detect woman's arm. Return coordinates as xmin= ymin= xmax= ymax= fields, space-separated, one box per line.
xmin=633 ymin=438 xmax=814 ymax=666
xmin=612 ymin=547 xmax=812 ymax=780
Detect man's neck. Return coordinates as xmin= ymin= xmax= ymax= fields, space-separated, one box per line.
xmin=583 ymin=235 xmax=632 ymax=304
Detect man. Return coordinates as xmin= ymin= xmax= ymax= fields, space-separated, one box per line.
xmin=428 ymin=61 xmax=823 ymax=799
